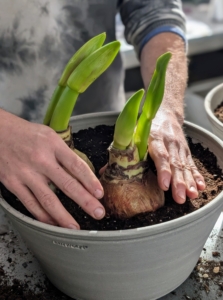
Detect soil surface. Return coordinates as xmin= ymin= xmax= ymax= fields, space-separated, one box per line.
xmin=1 ymin=124 xmax=223 ymax=231
xmin=214 ymin=101 xmax=223 ymax=123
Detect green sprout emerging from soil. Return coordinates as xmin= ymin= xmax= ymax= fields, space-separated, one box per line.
xmin=43 ymin=33 xmax=120 ymax=172
xmin=100 ymin=52 xmax=172 ymax=218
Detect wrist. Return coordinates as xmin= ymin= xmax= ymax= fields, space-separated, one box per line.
xmin=154 ymin=107 xmax=184 ymax=126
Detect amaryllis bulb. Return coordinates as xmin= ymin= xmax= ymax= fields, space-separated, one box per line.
xmin=100 ymin=144 xmax=164 ymax=219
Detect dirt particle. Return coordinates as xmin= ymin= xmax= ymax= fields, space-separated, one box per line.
xmin=212 ymin=251 xmax=220 ymax=257
xmin=213 ymin=266 xmax=220 ymax=274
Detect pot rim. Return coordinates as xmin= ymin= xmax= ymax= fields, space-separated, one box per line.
xmin=1 ymin=192 xmax=223 ymax=240
xmin=204 ymin=82 xmax=223 ymax=128
xmin=0 ymin=114 xmax=223 ymax=240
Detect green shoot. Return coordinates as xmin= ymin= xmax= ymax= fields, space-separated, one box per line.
xmin=43 ymin=32 xmax=106 ymax=126
xmin=67 ymin=41 xmax=120 ymax=93
xmin=43 ymin=86 xmax=65 ymax=126
xmin=112 ymin=52 xmax=171 ymax=160
xmin=140 ymin=52 xmax=172 ymax=120
xmin=49 ymin=41 xmax=121 ymax=131
xmin=59 ymin=33 xmax=106 ymax=87
xmin=49 ymin=88 xmax=79 ymax=132
xmin=134 ymin=52 xmax=172 ymax=160
xmin=113 ymin=89 xmax=145 ymax=150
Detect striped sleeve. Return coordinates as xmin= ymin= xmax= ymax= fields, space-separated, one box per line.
xmin=119 ymin=0 xmax=187 ymax=58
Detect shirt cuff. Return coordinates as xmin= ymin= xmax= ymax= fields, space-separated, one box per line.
xmin=139 ymin=25 xmax=187 ymax=59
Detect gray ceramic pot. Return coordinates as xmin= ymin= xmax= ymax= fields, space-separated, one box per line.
xmin=0 ymin=112 xmax=223 ymax=300
xmin=204 ymin=83 xmax=223 ymax=140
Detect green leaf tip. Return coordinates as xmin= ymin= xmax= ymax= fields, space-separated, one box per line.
xmin=143 ymin=51 xmax=172 ymax=120
xmin=67 ymin=41 xmax=121 ymax=93
xmin=156 ymin=52 xmax=172 ymax=73
xmin=43 ymin=33 xmax=107 ymax=126
xmin=44 ymin=34 xmax=120 ymax=132
xmin=113 ymin=89 xmax=145 ymax=150
xmin=59 ymin=32 xmax=106 ymax=87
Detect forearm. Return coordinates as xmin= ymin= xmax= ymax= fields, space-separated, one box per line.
xmin=140 ymin=34 xmax=205 ymax=201
xmin=140 ymin=32 xmax=188 ymax=125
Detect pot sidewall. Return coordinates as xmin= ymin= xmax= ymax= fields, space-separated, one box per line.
xmin=2 ymin=206 xmax=222 ymax=300
xmin=204 ymin=83 xmax=223 ymax=140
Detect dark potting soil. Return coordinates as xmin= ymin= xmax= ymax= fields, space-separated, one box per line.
xmin=190 ymin=257 xmax=223 ymax=296
xmin=0 ymin=124 xmax=223 ymax=231
xmin=214 ymin=100 xmax=223 ymax=123
xmin=0 ymin=266 xmax=72 ymax=300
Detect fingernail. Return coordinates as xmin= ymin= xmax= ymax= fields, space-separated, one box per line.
xmin=177 ymin=191 xmax=185 ymax=203
xmin=68 ymin=224 xmax=79 ymax=230
xmin=163 ymin=179 xmax=170 ymax=189
xmin=94 ymin=189 xmax=104 ymax=199
xmin=94 ymin=207 xmax=105 ymax=219
xmin=198 ymin=180 xmax=205 ymax=186
xmin=190 ymin=186 xmax=197 ymax=193
xmin=197 ymin=180 xmax=205 ymax=190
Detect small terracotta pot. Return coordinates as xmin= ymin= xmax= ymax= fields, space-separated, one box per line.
xmin=0 ymin=112 xmax=223 ymax=300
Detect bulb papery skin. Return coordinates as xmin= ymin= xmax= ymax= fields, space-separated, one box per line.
xmin=100 ymin=144 xmax=165 ymax=219
xmin=57 ymin=127 xmax=95 ymax=173
xmin=57 ymin=126 xmax=74 ymax=148
xmin=109 ymin=142 xmax=141 ymax=169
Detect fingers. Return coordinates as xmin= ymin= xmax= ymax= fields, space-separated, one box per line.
xmin=187 ymin=155 xmax=206 ymax=191
xmin=99 ymin=164 xmax=108 ymax=175
xmin=25 ymin=174 xmax=81 ymax=229
xmin=3 ymin=179 xmax=57 ymax=226
xmin=44 ymin=162 xmax=105 ymax=220
xmin=149 ymin=138 xmax=206 ymax=204
xmin=168 ymin=142 xmax=191 ymax=203
xmin=0 ymin=121 xmax=106 ymax=228
xmin=148 ymin=140 xmax=171 ymax=191
xmin=5 ymin=162 xmax=105 ymax=229
xmin=55 ymin=143 xmax=104 ymax=199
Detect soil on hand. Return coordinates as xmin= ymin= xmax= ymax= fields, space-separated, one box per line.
xmin=1 ymin=124 xmax=223 ymax=231
xmin=214 ymin=100 xmax=223 ymax=123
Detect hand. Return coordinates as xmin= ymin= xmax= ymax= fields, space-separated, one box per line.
xmin=0 ymin=110 xmax=105 ymax=229
xmin=148 ymin=110 xmax=206 ymax=204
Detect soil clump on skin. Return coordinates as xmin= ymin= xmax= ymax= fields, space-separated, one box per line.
xmin=214 ymin=100 xmax=223 ymax=123
xmin=1 ymin=124 xmax=223 ymax=231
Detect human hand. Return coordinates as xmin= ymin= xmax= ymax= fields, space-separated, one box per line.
xmin=0 ymin=110 xmax=105 ymax=229
xmin=148 ymin=110 xmax=206 ymax=204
